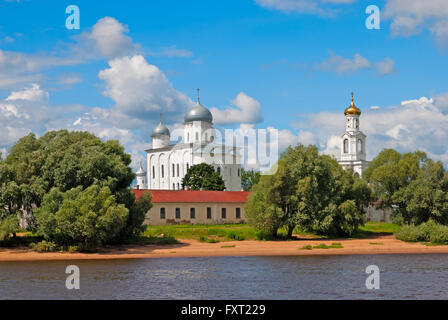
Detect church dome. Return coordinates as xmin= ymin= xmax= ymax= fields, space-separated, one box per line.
xmin=344 ymin=92 xmax=361 ymax=116
xmin=152 ymin=120 xmax=170 ymax=137
xmin=185 ymin=89 xmax=213 ymax=124
xmin=185 ymin=102 xmax=213 ymax=123
xmin=136 ymin=162 xmax=146 ymax=176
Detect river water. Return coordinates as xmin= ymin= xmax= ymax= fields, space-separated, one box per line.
xmin=1 ymin=254 xmax=448 ymax=299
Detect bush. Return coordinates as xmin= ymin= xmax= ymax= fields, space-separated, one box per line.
xmin=255 ymin=230 xmax=273 ymax=241
xmin=395 ymin=224 xmax=424 ymax=242
xmin=30 ymin=240 xmax=58 ymax=252
xmin=226 ymin=231 xmax=245 ymax=241
xmin=395 ymin=221 xmax=448 ymax=244
xmin=35 ymin=185 xmax=129 ymax=250
xmin=429 ymin=224 xmax=448 ymax=244
xmin=0 ymin=215 xmax=20 ymax=241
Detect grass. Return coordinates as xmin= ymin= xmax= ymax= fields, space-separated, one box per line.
xmin=300 ymin=243 xmax=344 ymax=250
xmin=143 ymin=222 xmax=401 ymax=243
xmin=221 ymin=245 xmax=236 ymax=248
xmin=353 ymin=222 xmax=401 ymax=238
xmin=144 ymin=224 xmax=258 ymax=242
xmin=369 ymin=242 xmax=384 ymax=245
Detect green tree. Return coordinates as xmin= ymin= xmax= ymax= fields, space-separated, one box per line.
xmin=246 ymin=144 xmax=371 ymax=238
xmin=182 ymin=163 xmax=226 ymax=191
xmin=241 ymin=169 xmax=261 ymax=191
xmin=35 ymin=185 xmax=129 ymax=250
xmin=0 ymin=130 xmax=151 ymax=242
xmin=364 ymin=149 xmax=448 ymax=225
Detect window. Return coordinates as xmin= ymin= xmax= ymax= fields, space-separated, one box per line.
xmin=177 ymin=164 xmax=180 ymax=177
xmin=160 ymin=208 xmax=166 ymax=219
xmin=187 ymin=163 xmax=190 ymax=171
xmin=222 ymin=208 xmax=226 ymax=219
xmin=236 ymin=208 xmax=241 ymax=219
xmin=177 ymin=183 xmax=180 ymax=190
xmin=205 ymin=133 xmax=208 ymax=141
xmin=152 ymin=166 xmax=155 ymax=179
xmin=357 ymin=139 xmax=363 ymax=153
xmin=172 ymin=164 xmax=175 ymax=177
xmin=238 ymin=168 xmax=240 ymax=177
xmin=175 ymin=208 xmax=181 ymax=219
xmin=195 ymin=132 xmax=199 ymax=141
xmin=343 ymin=139 xmax=349 ymax=154
xmin=161 ymin=165 xmax=165 ymax=178
xmin=173 ymin=183 xmax=175 ymax=190
xmin=207 ymin=207 xmax=212 ymax=219
xmin=187 ymin=133 xmax=190 ymax=142
xmin=190 ymin=208 xmax=196 ymax=219
xmin=217 ymin=167 xmax=221 ymax=175
xmin=229 ymin=168 xmax=231 ymax=176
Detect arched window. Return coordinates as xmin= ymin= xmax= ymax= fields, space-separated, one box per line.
xmin=343 ymin=139 xmax=349 ymax=153
xmin=357 ymin=139 xmax=363 ymax=153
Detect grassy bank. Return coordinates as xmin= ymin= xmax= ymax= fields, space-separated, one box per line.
xmin=143 ymin=222 xmax=400 ymax=242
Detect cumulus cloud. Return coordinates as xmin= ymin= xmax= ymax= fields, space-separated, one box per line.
xmin=80 ymin=17 xmax=140 ymax=59
xmin=6 ymin=83 xmax=49 ymax=102
xmin=384 ymin=0 xmax=448 ymax=47
xmin=98 ymin=55 xmax=193 ymax=124
xmin=255 ymin=0 xmax=357 ymax=16
xmin=315 ymin=53 xmax=396 ymax=76
xmin=210 ymin=92 xmax=263 ymax=125
xmin=292 ymin=93 xmax=448 ymax=164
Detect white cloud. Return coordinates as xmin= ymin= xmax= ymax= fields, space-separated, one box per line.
xmin=82 ymin=17 xmax=140 ymax=59
xmin=384 ymin=0 xmax=448 ymax=47
xmin=315 ymin=53 xmax=396 ymax=76
xmin=210 ymin=92 xmax=264 ymax=125
xmin=98 ymin=55 xmax=193 ymax=124
xmin=6 ymin=83 xmax=49 ymax=102
xmin=255 ymin=0 xmax=357 ymax=16
xmin=292 ymin=94 xmax=448 ymax=165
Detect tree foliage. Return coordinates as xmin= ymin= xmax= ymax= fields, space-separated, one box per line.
xmin=182 ymin=163 xmax=226 ymax=191
xmin=241 ymin=169 xmax=261 ymax=191
xmin=0 ymin=130 xmax=152 ymax=245
xmin=365 ymin=149 xmax=448 ymax=225
xmin=246 ymin=144 xmax=371 ymax=238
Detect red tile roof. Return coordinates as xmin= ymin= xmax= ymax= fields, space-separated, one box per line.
xmin=133 ymin=189 xmax=250 ymax=203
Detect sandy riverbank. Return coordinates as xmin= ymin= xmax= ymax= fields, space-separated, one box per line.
xmin=1 ymin=235 xmax=448 ymax=262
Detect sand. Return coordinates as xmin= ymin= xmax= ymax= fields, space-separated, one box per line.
xmin=1 ymin=235 xmax=448 ymax=262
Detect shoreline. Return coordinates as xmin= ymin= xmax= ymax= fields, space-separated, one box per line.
xmin=1 ymin=235 xmax=448 ymax=262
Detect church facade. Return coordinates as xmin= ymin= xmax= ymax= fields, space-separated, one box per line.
xmin=135 ymin=92 xmax=242 ymax=191
xmin=338 ymin=93 xmax=369 ymax=176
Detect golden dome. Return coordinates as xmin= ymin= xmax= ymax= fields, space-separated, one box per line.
xmin=344 ymin=92 xmax=361 ymax=116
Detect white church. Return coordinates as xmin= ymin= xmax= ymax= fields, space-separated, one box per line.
xmin=135 ymin=92 xmax=369 ymax=191
xmin=338 ymin=93 xmax=369 ymax=176
xmin=135 ymin=91 xmax=242 ymax=191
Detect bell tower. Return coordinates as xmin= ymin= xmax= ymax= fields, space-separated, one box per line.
xmin=338 ymin=92 xmax=368 ymax=176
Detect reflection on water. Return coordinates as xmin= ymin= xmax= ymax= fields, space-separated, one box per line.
xmin=1 ymin=254 xmax=448 ymax=299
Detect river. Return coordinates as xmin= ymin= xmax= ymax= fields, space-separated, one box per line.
xmin=1 ymin=254 xmax=448 ymax=299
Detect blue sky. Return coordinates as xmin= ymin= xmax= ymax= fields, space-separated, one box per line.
xmin=1 ymin=0 xmax=448 ymax=167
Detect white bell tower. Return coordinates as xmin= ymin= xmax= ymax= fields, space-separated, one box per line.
xmin=338 ymin=92 xmax=368 ymax=176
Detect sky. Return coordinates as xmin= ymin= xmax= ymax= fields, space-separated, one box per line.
xmin=1 ymin=0 xmax=448 ymax=169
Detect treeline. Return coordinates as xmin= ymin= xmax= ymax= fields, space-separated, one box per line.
xmin=246 ymin=144 xmax=448 ymax=242
xmin=0 ymin=130 xmax=152 ymax=251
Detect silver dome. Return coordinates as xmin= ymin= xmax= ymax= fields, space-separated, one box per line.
xmin=184 ymin=102 xmax=213 ymax=124
xmin=152 ymin=121 xmax=170 ymax=137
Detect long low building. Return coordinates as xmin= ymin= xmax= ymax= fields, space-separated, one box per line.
xmin=133 ymin=190 xmax=250 ymax=225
